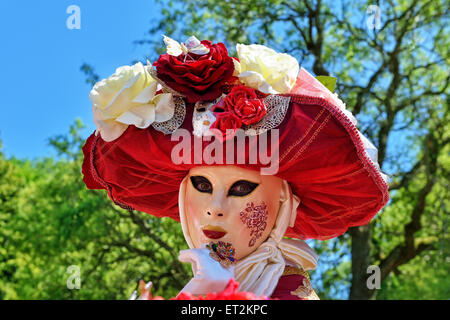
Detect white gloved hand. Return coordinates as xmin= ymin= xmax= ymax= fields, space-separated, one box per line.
xmin=178 ymin=248 xmax=235 ymax=296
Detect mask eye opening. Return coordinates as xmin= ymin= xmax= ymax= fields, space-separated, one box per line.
xmin=190 ymin=175 xmax=213 ymax=194
xmin=227 ymin=180 xmax=259 ymax=197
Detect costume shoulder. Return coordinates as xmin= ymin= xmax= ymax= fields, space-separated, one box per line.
xmin=271 ymin=266 xmax=320 ymax=300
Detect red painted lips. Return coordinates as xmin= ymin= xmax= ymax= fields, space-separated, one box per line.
xmin=202 ymin=226 xmax=227 ymax=239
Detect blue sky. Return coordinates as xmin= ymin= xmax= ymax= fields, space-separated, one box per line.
xmin=0 ymin=0 xmax=411 ymax=179
xmin=0 ymin=0 xmax=161 ymax=159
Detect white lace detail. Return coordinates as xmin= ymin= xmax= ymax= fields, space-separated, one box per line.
xmin=151 ymin=96 xmax=186 ymax=134
xmin=244 ymin=95 xmax=291 ymax=135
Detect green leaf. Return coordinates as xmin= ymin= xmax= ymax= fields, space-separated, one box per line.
xmin=315 ymin=75 xmax=337 ymax=92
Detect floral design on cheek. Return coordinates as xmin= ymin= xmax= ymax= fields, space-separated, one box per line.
xmin=239 ymin=201 xmax=268 ymax=247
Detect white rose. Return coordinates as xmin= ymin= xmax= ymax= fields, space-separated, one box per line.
xmin=90 ymin=62 xmax=175 ymax=142
xmin=236 ymin=44 xmax=299 ymax=94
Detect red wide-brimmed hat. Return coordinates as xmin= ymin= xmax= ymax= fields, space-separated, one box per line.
xmin=82 ymin=36 xmax=389 ymax=240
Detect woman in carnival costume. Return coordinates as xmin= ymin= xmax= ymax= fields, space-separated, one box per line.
xmin=82 ymin=36 xmax=389 ymax=300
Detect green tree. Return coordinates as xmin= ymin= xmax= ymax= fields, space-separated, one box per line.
xmin=0 ymin=121 xmax=190 ymax=299
xmin=140 ymin=0 xmax=449 ymax=299
xmin=0 ymin=141 xmax=27 ymax=299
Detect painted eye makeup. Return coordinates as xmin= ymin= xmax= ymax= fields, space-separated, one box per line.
xmin=227 ymin=180 xmax=259 ymax=197
xmin=190 ymin=176 xmax=213 ymax=194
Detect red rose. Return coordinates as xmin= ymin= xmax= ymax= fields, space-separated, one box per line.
xmin=222 ymin=85 xmax=266 ymax=125
xmin=210 ymin=111 xmax=243 ymax=141
xmin=153 ymin=40 xmax=235 ymax=103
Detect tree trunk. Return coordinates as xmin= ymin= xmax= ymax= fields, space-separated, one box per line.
xmin=349 ymin=225 xmax=377 ymax=300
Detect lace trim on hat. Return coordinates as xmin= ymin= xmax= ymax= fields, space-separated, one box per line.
xmin=244 ymin=95 xmax=291 ymax=135
xmin=151 ymin=95 xmax=186 ymax=134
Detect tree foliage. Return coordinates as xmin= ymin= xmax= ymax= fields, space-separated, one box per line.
xmin=0 ymin=121 xmax=190 ymax=299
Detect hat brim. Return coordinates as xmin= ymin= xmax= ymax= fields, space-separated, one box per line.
xmin=82 ymin=94 xmax=389 ymax=240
